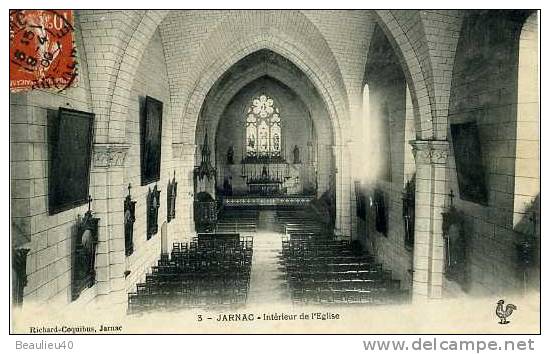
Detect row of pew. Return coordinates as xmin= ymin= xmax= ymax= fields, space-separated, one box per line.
xmin=127 ymin=209 xmax=259 ymax=314
xmin=214 ymin=209 xmax=258 ymax=235
xmin=127 ymin=235 xmax=253 ymax=314
xmin=277 ymin=209 xmax=409 ymax=305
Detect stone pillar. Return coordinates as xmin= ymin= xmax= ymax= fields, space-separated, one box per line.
xmin=332 ymin=144 xmax=343 ymax=237
xmin=410 ymin=140 xmax=449 ymax=301
xmin=341 ymin=142 xmax=353 ymax=239
xmin=172 ymin=143 xmax=196 ymax=243
xmin=316 ymin=144 xmax=331 ymax=198
xmin=331 ymin=143 xmax=352 ymax=241
xmin=348 ymin=131 xmax=365 ymax=243
xmin=90 ymin=143 xmax=129 ymax=307
xmin=182 ymin=143 xmax=197 ymax=240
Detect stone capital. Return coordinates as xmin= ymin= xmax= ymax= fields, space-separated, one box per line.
xmin=430 ymin=140 xmax=450 ymax=164
xmin=410 ymin=140 xmax=449 ymax=165
xmin=92 ymin=143 xmax=130 ymax=168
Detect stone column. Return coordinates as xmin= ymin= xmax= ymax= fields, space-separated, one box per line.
xmin=410 ymin=140 xmax=449 ymax=301
xmin=316 ymin=144 xmax=331 ymax=198
xmin=332 ymin=144 xmax=343 ymax=238
xmin=90 ymin=143 xmax=129 ymax=307
xmin=171 ymin=143 xmax=196 ymax=243
xmin=330 ymin=142 xmax=352 ymax=240
xmin=348 ymin=133 xmax=365 ymax=243
xmin=341 ymin=142 xmax=353 ymax=239
xmin=182 ymin=143 xmax=197 ymax=241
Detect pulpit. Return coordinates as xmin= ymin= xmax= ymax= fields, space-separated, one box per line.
xmin=194 ymin=192 xmax=217 ymax=232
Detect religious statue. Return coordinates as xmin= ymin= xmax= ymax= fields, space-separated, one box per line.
xmin=12 ymin=248 xmax=30 ymax=306
xmin=355 ymin=181 xmax=366 ymax=221
xmin=223 ymin=176 xmax=233 ymax=196
xmin=293 ymin=145 xmax=301 ymax=164
xmin=373 ymin=189 xmax=387 ymax=236
xmin=167 ymin=172 xmax=177 ymax=223
xmin=248 ymin=134 xmax=255 ymax=150
xmin=124 ymin=184 xmax=137 ymax=256
xmin=147 ymin=185 xmax=161 ymax=239
xmin=171 ymin=176 xmax=177 ymax=219
xmin=227 ymin=146 xmax=235 ymax=165
xmin=442 ymin=205 xmax=468 ymax=290
xmin=273 ymin=133 xmax=280 ymax=151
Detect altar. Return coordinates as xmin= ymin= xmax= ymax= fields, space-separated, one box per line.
xmin=223 ymin=162 xmax=313 ymax=208
xmin=247 ymin=181 xmax=282 ymax=195
xmin=219 ymin=161 xmax=310 ymax=197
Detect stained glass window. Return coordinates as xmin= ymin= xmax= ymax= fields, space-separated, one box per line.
xmin=245 ymin=94 xmax=282 ymax=158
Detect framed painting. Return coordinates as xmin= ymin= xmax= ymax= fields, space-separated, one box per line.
xmin=140 ymin=95 xmax=163 ymax=185
xmin=48 ymin=108 xmax=94 ymax=215
xmin=450 ymin=121 xmax=488 ymax=205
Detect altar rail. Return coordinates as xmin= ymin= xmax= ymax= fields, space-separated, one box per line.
xmin=222 ymin=195 xmax=314 ymax=208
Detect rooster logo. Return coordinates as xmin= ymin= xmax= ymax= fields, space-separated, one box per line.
xmin=496 ymin=299 xmax=517 ymax=324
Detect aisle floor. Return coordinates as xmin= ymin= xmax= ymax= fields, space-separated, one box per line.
xmin=246 ymin=210 xmax=291 ymax=305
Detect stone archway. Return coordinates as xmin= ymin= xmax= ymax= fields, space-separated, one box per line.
xmin=372 ymin=10 xmax=435 ymax=140
xmin=369 ymin=11 xmax=450 ymax=301
xmin=107 ymin=10 xmax=169 ymax=143
xmin=171 ymin=14 xmax=354 ymax=237
xmin=195 ymin=51 xmax=334 ymax=185
xmin=189 ymin=45 xmax=350 ymax=236
xmin=180 ymin=34 xmax=346 ymax=149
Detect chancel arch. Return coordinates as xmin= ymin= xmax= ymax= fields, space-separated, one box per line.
xmin=195 ymin=50 xmax=334 ymax=198
xmin=214 ymin=77 xmax=323 ymax=197
xmin=168 ymin=19 xmax=352 ymax=236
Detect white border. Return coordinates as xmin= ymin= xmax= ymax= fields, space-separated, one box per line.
xmin=2 ymin=2 xmax=547 ymax=353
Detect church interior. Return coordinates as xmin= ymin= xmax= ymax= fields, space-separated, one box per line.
xmin=10 ymin=10 xmax=539 ymax=315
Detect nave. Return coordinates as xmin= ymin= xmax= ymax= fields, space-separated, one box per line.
xmin=127 ymin=208 xmax=407 ymax=314
xmin=9 ymin=11 xmax=539 ymax=327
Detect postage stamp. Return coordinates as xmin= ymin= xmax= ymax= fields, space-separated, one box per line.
xmin=9 ymin=10 xmax=78 ymax=92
